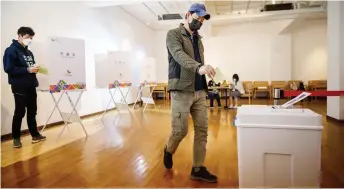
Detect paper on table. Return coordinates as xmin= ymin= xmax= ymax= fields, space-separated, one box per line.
xmin=281 ymin=92 xmax=311 ymax=108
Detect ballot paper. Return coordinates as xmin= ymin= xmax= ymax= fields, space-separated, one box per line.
xmin=210 ymin=67 xmax=226 ymax=83
xmin=38 ymin=67 xmax=49 ymax=75
xmin=281 ymin=92 xmax=311 ymax=108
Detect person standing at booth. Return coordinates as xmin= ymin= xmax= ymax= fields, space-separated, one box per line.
xmin=3 ymin=27 xmax=46 ymax=148
xmin=163 ymin=3 xmax=218 ymax=183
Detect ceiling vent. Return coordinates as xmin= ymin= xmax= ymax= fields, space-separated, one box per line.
xmin=158 ymin=13 xmax=183 ymax=21
xmin=262 ymin=3 xmax=294 ymax=12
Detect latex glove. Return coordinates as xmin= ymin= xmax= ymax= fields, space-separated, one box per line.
xmin=198 ymin=65 xmax=216 ymax=78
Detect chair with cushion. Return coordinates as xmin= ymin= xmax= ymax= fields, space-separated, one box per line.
xmin=253 ymin=81 xmax=270 ymax=99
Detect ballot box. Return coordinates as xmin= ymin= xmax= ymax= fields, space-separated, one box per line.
xmin=235 ymin=105 xmax=323 ymax=188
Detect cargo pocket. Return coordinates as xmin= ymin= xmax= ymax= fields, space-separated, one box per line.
xmin=171 ymin=111 xmax=188 ymax=140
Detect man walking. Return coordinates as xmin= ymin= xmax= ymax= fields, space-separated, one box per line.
xmin=163 ymin=3 xmax=217 ymax=183
xmin=3 ymin=27 xmax=46 ymax=148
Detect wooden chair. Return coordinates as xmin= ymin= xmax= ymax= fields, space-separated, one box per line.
xmin=242 ymin=81 xmax=254 ymax=104
xmin=270 ymin=81 xmax=286 ymax=99
xmin=308 ymin=80 xmax=327 ymax=91
xmin=161 ymin=83 xmax=169 ymax=100
xmin=253 ymin=81 xmax=270 ymax=99
xmin=152 ymin=83 xmax=166 ymax=99
xmin=308 ymin=80 xmax=327 ymax=100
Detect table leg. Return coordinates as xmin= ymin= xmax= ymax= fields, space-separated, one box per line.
xmin=224 ymin=89 xmax=228 ymax=110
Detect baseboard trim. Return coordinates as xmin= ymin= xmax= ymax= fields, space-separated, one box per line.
xmin=326 ymin=115 xmax=344 ymax=123
xmin=1 ymin=106 xmax=119 ymax=142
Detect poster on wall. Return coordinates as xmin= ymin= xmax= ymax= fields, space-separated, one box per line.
xmin=37 ymin=37 xmax=86 ymax=91
xmin=139 ymin=57 xmax=156 ymax=83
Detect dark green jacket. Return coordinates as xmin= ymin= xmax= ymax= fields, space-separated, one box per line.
xmin=166 ymin=23 xmax=207 ymax=92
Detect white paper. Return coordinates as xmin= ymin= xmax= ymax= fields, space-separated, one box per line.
xmin=207 ymin=66 xmax=226 ymax=83
xmin=281 ymin=92 xmax=311 ymax=108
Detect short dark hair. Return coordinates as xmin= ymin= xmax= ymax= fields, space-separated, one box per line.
xmin=233 ymin=74 xmax=239 ymax=81
xmin=17 ymin=27 xmax=35 ymax=36
xmin=185 ymin=11 xmax=195 ymax=19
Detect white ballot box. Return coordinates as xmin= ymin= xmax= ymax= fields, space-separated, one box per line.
xmin=235 ymin=105 xmax=323 ymax=188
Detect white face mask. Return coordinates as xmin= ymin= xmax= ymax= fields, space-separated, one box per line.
xmin=22 ymin=38 xmax=32 ymax=46
xmin=233 ymin=78 xmax=237 ymax=82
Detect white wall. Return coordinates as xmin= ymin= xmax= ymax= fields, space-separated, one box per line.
xmin=154 ymin=19 xmax=327 ymax=83
xmin=292 ymin=19 xmax=327 ymax=83
xmin=154 ymin=30 xmax=169 ymax=83
xmin=205 ymin=20 xmax=293 ymax=82
xmin=1 ymin=2 xmax=155 ymax=135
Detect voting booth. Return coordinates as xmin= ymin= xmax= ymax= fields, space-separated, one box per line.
xmin=94 ymin=51 xmax=133 ymax=119
xmin=236 ymin=105 xmax=323 ymax=187
xmin=37 ymin=37 xmax=88 ymax=139
xmin=133 ymin=57 xmax=157 ymax=112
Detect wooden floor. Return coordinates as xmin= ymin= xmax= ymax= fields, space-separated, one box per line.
xmin=1 ymin=99 xmax=344 ymax=188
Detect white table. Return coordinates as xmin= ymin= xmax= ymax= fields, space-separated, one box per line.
xmin=235 ymin=105 xmax=323 ymax=188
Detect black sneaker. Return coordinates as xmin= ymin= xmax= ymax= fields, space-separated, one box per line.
xmin=13 ymin=139 xmax=22 ymax=148
xmin=32 ymin=134 xmax=46 ymax=144
xmin=163 ymin=146 xmax=173 ymax=169
xmin=190 ymin=166 xmax=217 ymax=183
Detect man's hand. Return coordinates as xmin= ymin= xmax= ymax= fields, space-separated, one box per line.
xmin=28 ymin=67 xmax=39 ymax=73
xmin=198 ymin=65 xmax=216 ymax=78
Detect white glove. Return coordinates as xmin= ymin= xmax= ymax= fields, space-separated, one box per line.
xmin=198 ymin=65 xmax=216 ymax=78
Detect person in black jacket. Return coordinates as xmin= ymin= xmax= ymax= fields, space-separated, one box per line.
xmin=3 ymin=27 xmax=46 ymax=148
xmin=207 ymin=79 xmax=221 ymax=108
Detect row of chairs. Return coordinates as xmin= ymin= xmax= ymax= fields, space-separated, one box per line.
xmin=148 ymin=80 xmax=327 ymax=100
xmin=240 ymin=80 xmax=327 ymax=100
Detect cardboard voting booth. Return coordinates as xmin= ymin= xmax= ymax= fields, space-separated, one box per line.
xmin=39 ymin=37 xmax=87 ymax=139
xmin=133 ymin=57 xmax=157 ymax=112
xmin=94 ymin=51 xmax=133 ymax=119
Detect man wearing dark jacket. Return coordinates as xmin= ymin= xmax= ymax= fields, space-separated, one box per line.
xmin=3 ymin=27 xmax=46 ymax=148
xmin=163 ymin=3 xmax=217 ymax=183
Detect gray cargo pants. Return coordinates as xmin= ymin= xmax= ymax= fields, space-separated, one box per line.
xmin=166 ymin=90 xmax=208 ymax=167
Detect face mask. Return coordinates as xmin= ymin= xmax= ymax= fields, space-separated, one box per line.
xmin=188 ymin=17 xmax=202 ymax=31
xmin=233 ymin=79 xmax=237 ymax=82
xmin=22 ymin=38 xmax=32 ymax=46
